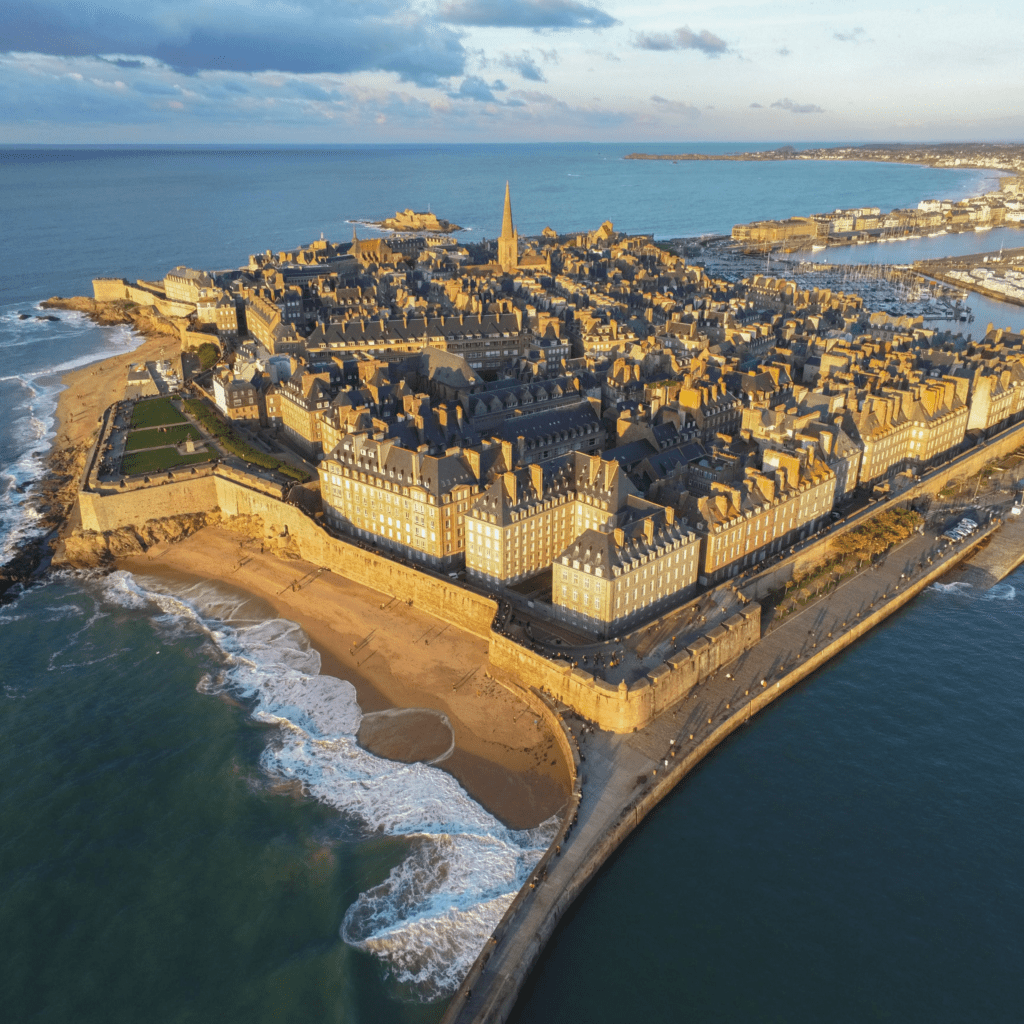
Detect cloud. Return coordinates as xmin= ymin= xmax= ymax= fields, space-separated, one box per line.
xmin=650 ymin=95 xmax=700 ymax=119
xmin=770 ymin=97 xmax=824 ymax=114
xmin=632 ymin=27 xmax=729 ymax=56
xmin=438 ymin=0 xmax=617 ymax=29
xmin=450 ymin=75 xmax=518 ymax=102
xmin=3 ymin=0 xmax=468 ymax=86
xmin=501 ymin=51 xmax=546 ymax=82
xmin=777 ymin=46 xmax=791 ymax=57
xmin=585 ymin=49 xmax=620 ymax=61
xmin=749 ymin=102 xmax=763 ymax=108
xmin=834 ymin=27 xmax=866 ymax=42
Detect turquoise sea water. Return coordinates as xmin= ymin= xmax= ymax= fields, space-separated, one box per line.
xmin=2 ymin=145 xmax=1023 ymax=1022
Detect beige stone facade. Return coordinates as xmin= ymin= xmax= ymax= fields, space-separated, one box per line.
xmin=552 ymin=501 xmax=700 ymax=637
xmin=319 ymin=435 xmax=504 ymax=568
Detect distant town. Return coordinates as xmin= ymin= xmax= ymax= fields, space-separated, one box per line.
xmin=626 ymin=141 xmax=1024 ymax=173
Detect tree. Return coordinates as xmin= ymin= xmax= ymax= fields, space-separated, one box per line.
xmin=197 ymin=342 xmax=220 ymax=370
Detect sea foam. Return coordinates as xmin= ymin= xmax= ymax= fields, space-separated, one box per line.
xmin=92 ymin=570 xmax=557 ymax=1000
xmin=0 ymin=306 xmax=141 ymax=567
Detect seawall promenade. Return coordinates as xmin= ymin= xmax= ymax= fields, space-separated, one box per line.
xmin=441 ymin=517 xmax=1006 ymax=1024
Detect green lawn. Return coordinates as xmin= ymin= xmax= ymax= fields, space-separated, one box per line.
xmin=124 ymin=425 xmax=202 ymax=451
xmin=121 ymin=448 xmax=214 ymax=476
xmin=130 ymin=396 xmax=186 ymax=428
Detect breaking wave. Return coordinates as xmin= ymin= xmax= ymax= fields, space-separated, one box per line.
xmin=0 ymin=304 xmax=141 ymax=566
xmin=929 ymin=581 xmax=974 ymax=595
xmin=93 ymin=570 xmax=557 ymax=1000
xmin=929 ymin=580 xmax=1016 ymax=601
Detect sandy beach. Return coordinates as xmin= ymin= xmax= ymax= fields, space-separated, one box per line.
xmin=121 ymin=527 xmax=570 ymax=829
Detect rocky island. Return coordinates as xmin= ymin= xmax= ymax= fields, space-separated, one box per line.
xmin=371 ymin=208 xmax=463 ymax=233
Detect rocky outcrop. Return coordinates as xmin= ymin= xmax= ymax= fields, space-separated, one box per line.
xmin=41 ymin=296 xmax=180 ymax=340
xmin=60 ymin=512 xmax=222 ymax=567
xmin=57 ymin=510 xmax=312 ymax=568
xmin=0 ymin=442 xmax=90 ymax=601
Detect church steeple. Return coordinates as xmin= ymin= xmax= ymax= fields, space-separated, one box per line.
xmin=497 ymin=180 xmax=518 ymax=274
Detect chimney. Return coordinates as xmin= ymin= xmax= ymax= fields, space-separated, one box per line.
xmin=530 ymin=462 xmax=544 ymax=495
xmin=614 ymin=527 xmax=625 ymax=548
xmin=500 ymin=439 xmax=513 ymax=468
xmin=503 ymin=471 xmax=518 ymax=504
xmin=643 ymin=518 xmax=654 ymax=545
xmin=664 ymin=506 xmax=675 ymax=527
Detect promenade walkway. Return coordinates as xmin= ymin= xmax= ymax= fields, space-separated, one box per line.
xmin=443 ymin=520 xmax=1001 ymax=1024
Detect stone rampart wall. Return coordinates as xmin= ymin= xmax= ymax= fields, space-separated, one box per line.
xmin=78 ymin=470 xmax=498 ymax=638
xmin=91 ymin=278 xmax=196 ymax=318
xmin=489 ymin=604 xmax=761 ymax=733
xmin=79 ymin=475 xmax=221 ymax=532
xmin=216 ymin=478 xmax=499 ymax=639
xmin=440 ymin=525 xmax=994 ymax=1024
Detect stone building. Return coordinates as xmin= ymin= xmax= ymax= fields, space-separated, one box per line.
xmin=497 ymin=182 xmax=519 ymax=275
xmin=319 ymin=435 xmax=506 ymax=568
xmin=691 ymin=447 xmax=836 ymax=584
xmin=464 ymin=451 xmax=637 ymax=586
xmin=212 ymin=373 xmax=261 ymax=423
xmin=274 ymin=371 xmax=334 ymax=457
xmin=164 ymin=266 xmax=215 ymax=304
xmin=552 ymin=498 xmax=700 ymax=637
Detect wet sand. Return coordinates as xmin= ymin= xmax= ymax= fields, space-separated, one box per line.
xmin=121 ymin=527 xmax=570 ymax=829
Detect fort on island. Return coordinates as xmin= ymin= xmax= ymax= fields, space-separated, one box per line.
xmin=50 ymin=178 xmax=1024 ymax=1023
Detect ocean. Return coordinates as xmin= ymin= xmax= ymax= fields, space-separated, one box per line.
xmin=1 ymin=144 xmax=1023 ymax=1023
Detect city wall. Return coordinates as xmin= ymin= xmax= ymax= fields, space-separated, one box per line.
xmin=489 ymin=605 xmax=761 ymax=733
xmin=92 ymin=278 xmax=196 ymax=318
xmin=442 ymin=524 xmax=993 ymax=1024
xmin=78 ymin=470 xmax=498 ymax=640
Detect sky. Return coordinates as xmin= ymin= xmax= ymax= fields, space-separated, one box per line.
xmin=2 ymin=0 xmax=1023 ymax=143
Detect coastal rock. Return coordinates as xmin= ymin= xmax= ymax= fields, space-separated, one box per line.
xmin=41 ymin=296 xmax=178 ymax=338
xmin=60 ymin=512 xmax=222 ymax=567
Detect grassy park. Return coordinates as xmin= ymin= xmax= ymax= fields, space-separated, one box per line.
xmin=121 ymin=448 xmax=213 ymax=476
xmin=182 ymin=399 xmax=309 ymax=483
xmin=130 ymin=396 xmax=186 ymax=428
xmin=124 ymin=425 xmax=202 ymax=451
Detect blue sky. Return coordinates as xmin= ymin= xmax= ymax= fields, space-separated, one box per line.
xmin=2 ymin=0 xmax=1022 ymax=142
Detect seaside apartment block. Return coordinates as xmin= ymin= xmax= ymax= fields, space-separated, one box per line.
xmin=552 ymin=501 xmax=700 ymax=637
xmin=462 ymin=451 xmax=702 ymax=635
xmin=464 ymin=452 xmax=636 ymax=586
xmin=693 ymin=448 xmax=836 ymax=585
xmin=319 ymin=434 xmax=505 ymax=569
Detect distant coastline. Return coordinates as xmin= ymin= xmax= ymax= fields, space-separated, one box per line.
xmin=625 ymin=142 xmax=1024 ymax=175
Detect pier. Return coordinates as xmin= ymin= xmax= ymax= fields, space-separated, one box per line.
xmin=442 ymin=510 xmax=1021 ymax=1024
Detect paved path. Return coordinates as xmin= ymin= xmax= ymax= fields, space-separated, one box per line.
xmin=443 ymin=522 xmax=1000 ymax=1024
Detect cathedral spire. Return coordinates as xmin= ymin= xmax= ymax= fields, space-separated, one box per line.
xmin=498 ymin=181 xmax=518 ymax=274
xmin=501 ymin=181 xmax=514 ymax=239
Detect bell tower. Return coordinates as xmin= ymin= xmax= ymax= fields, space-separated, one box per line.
xmin=497 ymin=181 xmax=518 ymax=274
